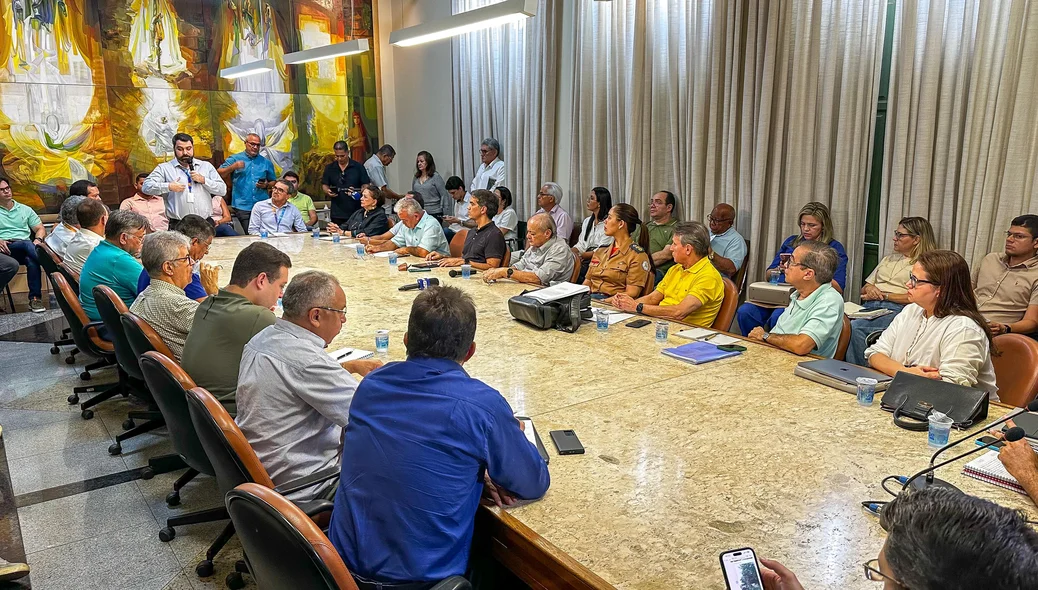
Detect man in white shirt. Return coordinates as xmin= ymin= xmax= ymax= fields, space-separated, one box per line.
xmin=470 ymin=137 xmax=506 ymax=193
xmin=364 ymin=144 xmax=403 ymax=218
xmin=248 ymin=180 xmax=307 ymax=235
xmin=63 ymin=198 xmax=108 ymax=274
xmin=236 ymin=270 xmax=381 ymax=498
xmin=46 ymin=196 xmax=85 ymax=258
xmin=142 ymin=133 xmax=228 ymax=229
xmin=535 ymin=182 xmax=574 ymax=245
xmin=443 ymin=175 xmax=473 ymax=242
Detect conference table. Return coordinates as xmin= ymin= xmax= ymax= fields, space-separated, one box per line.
xmin=206 ymin=234 xmax=1035 ymax=590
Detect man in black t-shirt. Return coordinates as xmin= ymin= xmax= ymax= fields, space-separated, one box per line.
xmin=427 ymin=189 xmax=506 ymax=270
xmin=321 ymin=141 xmax=370 ymax=224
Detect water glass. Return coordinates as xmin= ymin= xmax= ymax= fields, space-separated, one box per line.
xmin=928 ymin=411 xmax=954 ymax=449
xmin=655 ymin=321 xmax=669 ymax=343
xmin=388 ymin=252 xmax=398 ymax=266
xmin=332 ymin=232 xmax=341 ymax=244
xmin=856 ymin=377 xmax=877 ymax=407
xmin=312 ymin=226 xmax=320 ymax=239
xmin=375 ymin=330 xmax=389 ymax=355
xmin=461 ymin=264 xmax=472 ymax=279
xmin=596 ymin=309 xmax=609 ymax=332
xmin=259 ymin=229 xmax=269 ymax=239
xmin=355 ymin=243 xmax=365 ymax=257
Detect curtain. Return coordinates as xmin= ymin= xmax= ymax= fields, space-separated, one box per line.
xmin=452 ymin=0 xmax=561 ymax=217
xmin=567 ymin=0 xmax=888 ymax=295
xmin=882 ymin=0 xmax=1038 ymax=268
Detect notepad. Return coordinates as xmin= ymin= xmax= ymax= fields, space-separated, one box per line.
xmin=963 ymin=451 xmax=1028 ymax=495
xmin=373 ymin=251 xmax=408 ymax=258
xmin=327 ymin=347 xmax=375 ymax=363
xmin=661 ymin=341 xmax=742 ymax=365
xmin=673 ymin=327 xmax=742 ymax=346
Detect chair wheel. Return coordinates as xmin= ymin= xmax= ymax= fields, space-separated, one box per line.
xmin=196 ymin=560 xmax=214 ymax=578
xmin=81 ymin=409 xmax=94 ymax=420
xmin=141 ymin=466 xmax=155 ymax=480
xmin=165 ymin=491 xmax=180 ymax=507
xmin=67 ymin=394 xmax=79 ymax=404
xmin=122 ymin=418 xmax=135 ymax=430
xmin=65 ymin=355 xmax=76 ymax=364
xmin=159 ymin=527 xmax=175 ymax=542
xmin=80 ymin=371 xmax=91 ymax=380
xmin=50 ymin=346 xmax=59 ymax=354
xmin=108 ymin=442 xmax=121 ymax=455
xmin=225 ymin=572 xmax=245 ymax=589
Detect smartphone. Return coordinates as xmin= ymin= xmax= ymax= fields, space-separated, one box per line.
xmin=976 ymin=435 xmax=1005 ymax=449
xmin=626 ymin=319 xmax=651 ymax=328
xmin=515 ymin=416 xmax=550 ymax=464
xmin=720 ymin=548 xmax=765 ymax=590
xmin=549 ymin=429 xmax=585 ymax=455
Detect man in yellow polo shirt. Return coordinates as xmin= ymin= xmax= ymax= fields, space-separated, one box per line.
xmin=612 ymin=221 xmax=724 ymax=326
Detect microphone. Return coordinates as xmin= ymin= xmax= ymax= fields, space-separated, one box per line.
xmin=398 ymin=278 xmax=439 ymax=291
xmin=449 ymin=269 xmax=479 ymax=277
xmin=901 ymin=426 xmax=1026 ymax=493
xmin=911 ymin=400 xmax=1038 ymax=491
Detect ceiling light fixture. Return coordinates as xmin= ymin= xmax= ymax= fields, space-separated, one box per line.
xmin=390 ymin=0 xmax=536 ymax=48
xmin=284 ymin=38 xmax=370 ymax=65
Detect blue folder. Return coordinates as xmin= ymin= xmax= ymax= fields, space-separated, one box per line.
xmin=661 ymin=341 xmax=742 ymax=365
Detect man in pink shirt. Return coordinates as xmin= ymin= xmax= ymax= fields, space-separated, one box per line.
xmin=120 ymin=173 xmax=169 ymax=232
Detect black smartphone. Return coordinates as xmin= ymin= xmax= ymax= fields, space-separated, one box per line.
xmin=976 ymin=435 xmax=1005 ymax=449
xmin=549 ymin=430 xmax=585 ymax=455
xmin=719 ymin=547 xmax=765 ymax=590
xmin=626 ymin=319 xmax=651 ymax=328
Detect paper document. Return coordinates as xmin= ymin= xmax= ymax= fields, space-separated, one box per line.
xmin=319 ymin=236 xmax=357 ymax=243
xmin=844 ymin=301 xmax=894 ymax=320
xmin=590 ymin=309 xmax=634 ymax=325
xmin=373 ymin=251 xmax=408 ymax=258
xmin=526 ymin=282 xmax=589 ymax=303
xmin=844 ymin=301 xmax=864 ymax=315
xmin=673 ymin=327 xmax=742 ymax=346
xmin=328 ymin=347 xmax=375 ymax=363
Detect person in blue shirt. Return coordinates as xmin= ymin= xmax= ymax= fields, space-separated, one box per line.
xmin=137 ymin=214 xmax=218 ymax=302
xmin=328 ymin=285 xmax=550 ymax=588
xmin=248 ymin=180 xmax=307 ymax=235
xmin=79 ymin=210 xmax=148 ymax=324
xmin=217 ymin=133 xmax=276 ymax=234
xmin=736 ymin=202 xmax=848 ymax=335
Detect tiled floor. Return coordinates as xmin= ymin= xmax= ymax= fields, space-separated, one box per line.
xmin=0 ymin=311 xmax=254 ymax=589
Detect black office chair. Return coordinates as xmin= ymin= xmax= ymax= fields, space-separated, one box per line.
xmin=35 ymin=242 xmax=76 ymax=362
xmin=227 ymin=483 xmax=472 ymax=590
xmin=48 ymin=272 xmax=118 ymax=419
xmin=92 ymin=286 xmax=166 ymax=454
xmin=185 ymin=386 xmax=339 ymax=587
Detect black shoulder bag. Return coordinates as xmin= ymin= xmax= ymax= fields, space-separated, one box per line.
xmin=507 ymin=290 xmax=592 ymax=333
xmin=879 ymin=371 xmax=989 ymax=431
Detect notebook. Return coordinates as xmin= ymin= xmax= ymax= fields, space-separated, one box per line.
xmin=844 ymin=301 xmax=894 ymax=320
xmin=327 ymin=347 xmax=375 ymax=363
xmin=963 ymin=451 xmax=1027 ymax=495
xmin=661 ymin=341 xmax=742 ymax=365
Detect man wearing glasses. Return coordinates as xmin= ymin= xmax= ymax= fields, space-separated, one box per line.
xmin=248 ymin=180 xmax=307 ymax=236
xmin=129 ymin=231 xmax=200 ymax=363
xmin=236 ymin=271 xmax=382 ymax=500
xmin=707 ymin=202 xmax=747 ymax=278
xmin=136 ymin=215 xmax=218 ymax=303
xmin=0 ymin=177 xmax=47 ymax=313
xmin=972 ymin=214 xmax=1038 ymax=337
xmin=78 ymin=210 xmax=148 ymax=324
xmin=218 ymin=132 xmax=276 ymax=234
xmin=470 ymin=138 xmax=506 ymax=194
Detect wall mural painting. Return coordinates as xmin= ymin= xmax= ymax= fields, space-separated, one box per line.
xmin=0 ymin=0 xmax=377 ymax=213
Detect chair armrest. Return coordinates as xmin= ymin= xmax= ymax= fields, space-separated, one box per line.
xmin=273 ymin=465 xmax=340 ymax=496
xmin=291 ymin=498 xmax=334 ymax=518
xmin=431 ymin=576 xmax=472 ymax=590
xmin=85 ymin=321 xmax=114 ymax=352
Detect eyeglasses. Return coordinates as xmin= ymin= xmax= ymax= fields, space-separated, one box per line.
xmin=908 ymin=274 xmax=938 ymax=288
xmin=314 ymin=306 xmax=347 ymax=320
xmin=245 ymin=141 xmax=261 ymax=147
xmin=893 ymin=231 xmax=917 ymax=240
xmin=167 ymin=255 xmax=194 ymax=267
xmin=0 ymin=186 xmax=12 ymax=193
xmin=194 ymin=238 xmax=212 ymax=254
xmin=787 ymin=260 xmax=809 ymax=270
xmin=1006 ymin=230 xmax=1034 ymax=241
xmin=708 ymin=215 xmax=732 ymax=223
xmin=272 ymin=186 xmax=288 ymax=194
xmin=863 ymin=559 xmax=899 ymax=583
xmin=479 ymin=148 xmax=492 ymax=155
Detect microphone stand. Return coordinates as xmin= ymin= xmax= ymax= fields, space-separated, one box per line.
xmin=901 ymin=427 xmax=1027 ymax=492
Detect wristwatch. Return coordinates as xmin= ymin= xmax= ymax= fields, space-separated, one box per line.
xmin=636 ymin=303 xmax=644 ymax=314
xmin=708 ymin=251 xmax=715 ymax=261
xmin=762 ymin=332 xmax=771 ymax=342
xmin=1006 ymin=324 xmax=1013 ymax=334
xmin=506 ymin=267 xmax=514 ymax=278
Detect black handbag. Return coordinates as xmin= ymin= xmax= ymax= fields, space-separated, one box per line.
xmin=507 ymin=290 xmax=592 ymax=333
xmin=879 ymin=371 xmax=989 ymax=431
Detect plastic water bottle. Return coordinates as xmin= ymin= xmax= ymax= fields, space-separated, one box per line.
xmin=260 ymin=229 xmax=269 ymax=239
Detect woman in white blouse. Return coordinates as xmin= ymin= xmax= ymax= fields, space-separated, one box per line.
xmin=572 ymin=187 xmax=613 ymax=283
xmin=864 ymin=250 xmax=999 ymax=399
xmin=492 ymin=186 xmax=519 ymax=251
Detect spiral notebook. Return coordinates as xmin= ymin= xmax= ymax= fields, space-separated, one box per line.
xmin=962 ymin=451 xmax=1027 ymax=495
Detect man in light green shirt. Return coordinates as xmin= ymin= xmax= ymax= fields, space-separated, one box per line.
xmin=747 ymin=241 xmax=845 ymax=357
xmin=633 ymin=191 xmax=678 ymax=280
xmin=283 ymin=171 xmax=318 ymax=228
xmin=0 ymin=177 xmax=47 ymax=312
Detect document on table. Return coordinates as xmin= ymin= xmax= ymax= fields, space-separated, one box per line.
xmin=673 ymin=327 xmax=742 ymax=346
xmin=844 ymin=301 xmax=894 ymax=320
xmin=589 ymin=309 xmax=634 ymax=325
xmin=319 ymin=236 xmax=357 ymax=243
xmin=328 ymin=347 xmax=375 ymax=363
xmin=373 ymin=251 xmax=409 ymax=258
xmin=526 ymin=281 xmax=589 ymax=303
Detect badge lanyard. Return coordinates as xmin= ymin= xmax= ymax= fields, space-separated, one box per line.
xmin=181 ymin=167 xmax=195 ymax=203
xmin=274 ymin=206 xmax=287 ymax=232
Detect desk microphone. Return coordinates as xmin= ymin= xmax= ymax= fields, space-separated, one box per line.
xmin=904 ymin=400 xmax=1038 ymax=492
xmin=449 ymin=269 xmax=479 ymax=277
xmin=901 ymin=426 xmax=1025 ymax=493
xmin=398 ymin=278 xmax=439 ymax=291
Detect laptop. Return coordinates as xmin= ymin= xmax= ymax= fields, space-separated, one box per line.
xmin=795 ymin=359 xmax=893 ymax=394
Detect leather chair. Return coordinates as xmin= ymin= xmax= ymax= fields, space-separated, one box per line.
xmin=569 ymin=251 xmax=581 ymax=283
xmin=48 ymin=272 xmax=118 ymax=419
xmin=711 ymin=277 xmax=739 ymax=332
xmin=58 ymin=261 xmax=80 ymax=293
xmin=731 ymin=240 xmax=751 ymax=294
xmin=449 ymin=230 xmax=468 ymax=258
xmin=226 ymin=483 xmax=472 ymax=590
xmin=501 ymin=247 xmax=511 ymax=267
xmin=568 ymin=225 xmax=580 ymax=247
xmin=835 ymin=315 xmax=852 ymax=362
xmin=991 ymin=334 xmax=1038 ymax=408
xmin=185 ymin=386 xmax=339 ymax=585
xmin=92 ymin=286 xmax=166 ymax=454
xmin=35 ymin=242 xmax=76 ymax=361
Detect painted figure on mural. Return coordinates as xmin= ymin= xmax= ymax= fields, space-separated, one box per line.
xmin=128 ymin=0 xmax=187 ymax=77
xmin=345 ymin=110 xmax=369 ymax=163
xmin=221 ymin=0 xmax=287 ymax=93
xmin=5 ymin=84 xmax=93 ymax=183
xmin=2 ymin=0 xmax=93 ymax=83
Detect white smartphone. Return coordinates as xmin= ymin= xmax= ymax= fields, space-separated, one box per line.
xmin=720 ymin=547 xmax=765 ymax=590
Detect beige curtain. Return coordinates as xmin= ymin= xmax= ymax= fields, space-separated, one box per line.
xmin=452 ymin=0 xmax=561 ymax=217
xmin=567 ymin=0 xmax=888 ymax=295
xmin=882 ymin=0 xmax=1038 ymax=268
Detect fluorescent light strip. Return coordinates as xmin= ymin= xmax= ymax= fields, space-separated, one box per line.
xmin=284 ymin=38 xmax=370 ymax=65
xmin=219 ymin=58 xmax=276 ymax=80
xmin=390 ymin=0 xmax=536 ymax=47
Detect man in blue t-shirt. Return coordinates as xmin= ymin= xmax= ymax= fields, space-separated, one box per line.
xmin=137 ymin=214 xmax=218 ymax=302
xmin=217 ymin=133 xmax=276 ymax=234
xmin=328 ymin=286 xmax=550 ymax=587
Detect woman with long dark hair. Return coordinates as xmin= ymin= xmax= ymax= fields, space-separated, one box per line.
xmin=584 ymin=203 xmax=654 ymax=300
xmin=411 ymin=151 xmax=451 ymax=221
xmin=492 ymin=186 xmax=519 ymax=251
xmin=572 ymin=187 xmax=613 ymax=283
xmin=864 ymin=250 xmax=998 ymax=399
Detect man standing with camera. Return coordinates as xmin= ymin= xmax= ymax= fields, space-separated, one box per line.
xmin=321 ymin=140 xmax=370 ymax=225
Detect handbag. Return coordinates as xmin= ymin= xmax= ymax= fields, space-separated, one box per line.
xmin=507 ymin=290 xmax=592 ymax=333
xmin=879 ymin=371 xmax=989 ymax=431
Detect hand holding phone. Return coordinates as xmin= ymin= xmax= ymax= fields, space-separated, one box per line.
xmin=720 ymin=548 xmax=765 ymax=590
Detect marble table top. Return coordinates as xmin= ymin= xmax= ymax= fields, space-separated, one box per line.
xmin=205 ymin=234 xmax=1035 ymax=590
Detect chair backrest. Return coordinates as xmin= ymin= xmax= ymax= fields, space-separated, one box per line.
xmin=186 ymin=386 xmax=275 ymax=494
xmin=449 ymin=229 xmax=468 ymax=258
xmin=35 ymin=242 xmax=62 ymax=272
xmin=731 ymin=240 xmax=750 ymax=293
xmin=568 ymin=224 xmax=580 ymax=247
xmin=711 ymin=277 xmax=739 ymax=332
xmin=569 ymin=251 xmax=581 ymax=283
xmin=121 ymin=311 xmax=176 ymax=361
xmin=49 ymin=272 xmax=110 ymax=357
xmin=226 ymin=483 xmax=360 ymax=590
xmin=642 ymin=268 xmax=656 ymax=297
xmin=835 ymin=315 xmax=852 ymax=361
xmin=93 ymin=286 xmax=143 ymax=381
xmin=138 ymin=351 xmax=214 ymax=476
xmin=502 ymin=247 xmax=511 ymax=267
xmin=58 ymin=262 xmax=80 ymax=294
xmin=991 ymin=334 xmax=1038 ymax=408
